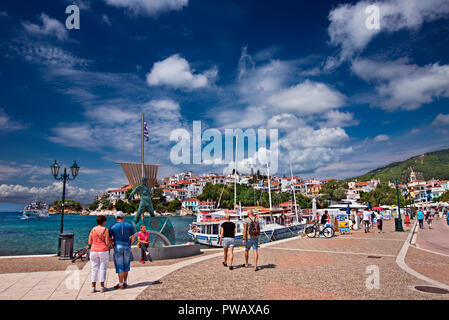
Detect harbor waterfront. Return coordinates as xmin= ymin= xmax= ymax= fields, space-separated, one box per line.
xmin=0 ymin=212 xmax=194 ymax=256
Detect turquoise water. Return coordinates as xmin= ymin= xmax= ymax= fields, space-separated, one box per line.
xmin=0 ymin=212 xmax=195 ymax=256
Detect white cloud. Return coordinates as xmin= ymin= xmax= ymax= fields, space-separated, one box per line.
xmin=146 ymin=54 xmax=217 ymax=90
xmin=104 ymin=0 xmax=188 ymax=16
xmin=281 ymin=127 xmax=349 ymax=150
xmin=267 ymin=80 xmax=346 ymax=114
xmin=267 ymin=113 xmax=306 ymax=130
xmin=22 ymin=13 xmax=68 ymax=41
xmin=327 ymin=0 xmax=449 ymax=67
xmin=352 ymin=58 xmax=449 ymax=111
xmin=432 ymin=113 xmax=449 ymax=126
xmin=102 ymin=14 xmax=112 ymax=26
xmin=318 ymin=110 xmax=359 ymax=128
xmin=12 ymin=43 xmax=91 ymax=68
xmin=373 ymin=134 xmax=390 ymax=142
xmin=0 ymin=108 xmax=25 ymax=132
xmin=50 ymin=98 xmax=184 ymax=153
xmin=0 ymin=182 xmax=99 ymax=204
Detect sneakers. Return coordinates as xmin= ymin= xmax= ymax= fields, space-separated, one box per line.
xmin=222 ymin=262 xmax=227 ymax=267
xmin=229 ymin=266 xmax=233 ymax=270
xmin=100 ymin=287 xmax=107 ymax=293
xmin=90 ymin=287 xmax=96 ymax=293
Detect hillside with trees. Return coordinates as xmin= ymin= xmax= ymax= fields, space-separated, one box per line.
xmin=351 ymin=148 xmax=449 ymax=184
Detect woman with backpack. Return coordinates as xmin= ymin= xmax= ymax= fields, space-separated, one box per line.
xmin=88 ymin=215 xmax=111 ymax=293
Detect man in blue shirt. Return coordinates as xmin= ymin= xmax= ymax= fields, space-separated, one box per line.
xmin=417 ymin=209 xmax=424 ymax=229
xmin=109 ymin=211 xmax=136 ymax=289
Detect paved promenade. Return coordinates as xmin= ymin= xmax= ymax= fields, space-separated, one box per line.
xmin=1 ymin=218 xmax=449 ymax=300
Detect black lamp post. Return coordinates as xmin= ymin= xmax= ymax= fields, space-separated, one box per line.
xmin=394 ymin=179 xmax=404 ymax=232
xmin=50 ymin=160 xmax=80 ymax=256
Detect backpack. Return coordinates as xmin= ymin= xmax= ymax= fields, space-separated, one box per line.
xmin=248 ymin=217 xmax=260 ymax=237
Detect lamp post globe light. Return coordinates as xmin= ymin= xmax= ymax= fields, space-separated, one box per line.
xmin=394 ymin=179 xmax=404 ymax=232
xmin=50 ymin=160 xmax=80 ymax=256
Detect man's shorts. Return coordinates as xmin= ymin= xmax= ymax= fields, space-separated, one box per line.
xmin=245 ymin=238 xmax=259 ymax=251
xmin=222 ymin=237 xmax=235 ymax=249
xmin=113 ymin=244 xmax=132 ymax=274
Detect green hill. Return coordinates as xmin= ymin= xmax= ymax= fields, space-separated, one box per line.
xmin=351 ymin=148 xmax=449 ymax=184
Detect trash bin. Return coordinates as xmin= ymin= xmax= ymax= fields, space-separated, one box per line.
xmin=59 ymin=233 xmax=75 ymax=260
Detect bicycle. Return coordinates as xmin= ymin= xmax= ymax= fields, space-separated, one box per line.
xmin=305 ymin=222 xmax=334 ymax=238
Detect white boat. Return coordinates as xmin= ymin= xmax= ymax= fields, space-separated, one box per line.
xmin=328 ymin=199 xmax=368 ymax=210
xmin=188 ymin=208 xmax=306 ymax=247
xmin=22 ymin=201 xmax=50 ymax=219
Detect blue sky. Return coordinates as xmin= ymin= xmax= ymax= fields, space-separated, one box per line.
xmin=0 ymin=0 xmax=449 ymax=207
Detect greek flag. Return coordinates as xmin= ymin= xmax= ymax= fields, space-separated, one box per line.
xmin=144 ymin=121 xmax=149 ymax=142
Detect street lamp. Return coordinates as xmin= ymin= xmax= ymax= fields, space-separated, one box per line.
xmin=50 ymin=160 xmax=80 ymax=256
xmin=394 ymin=179 xmax=404 ymax=232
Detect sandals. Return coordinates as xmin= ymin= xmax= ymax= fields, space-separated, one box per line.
xmin=229 ymin=266 xmax=234 ymax=270
xmin=254 ymin=267 xmax=260 ymax=272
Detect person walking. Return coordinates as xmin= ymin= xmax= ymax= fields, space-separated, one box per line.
xmin=137 ymin=225 xmax=152 ymax=263
xmin=88 ymin=215 xmax=111 ymax=293
xmin=243 ymin=209 xmax=260 ymax=271
xmin=362 ymin=209 xmax=371 ymax=233
xmin=321 ymin=210 xmax=329 ymax=227
xmin=427 ymin=210 xmax=434 ymax=229
xmin=109 ymin=211 xmax=135 ymax=290
xmin=376 ymin=211 xmax=383 ymax=233
xmin=219 ymin=213 xmax=236 ymax=270
xmin=417 ymin=209 xmax=424 ymax=229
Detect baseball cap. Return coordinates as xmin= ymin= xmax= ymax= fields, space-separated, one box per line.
xmin=115 ymin=211 xmax=125 ymax=218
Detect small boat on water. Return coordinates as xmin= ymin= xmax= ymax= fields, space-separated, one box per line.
xmin=21 ymin=201 xmax=50 ymax=219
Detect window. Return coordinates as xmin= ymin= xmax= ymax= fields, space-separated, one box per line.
xmin=212 ymin=224 xmax=219 ymax=235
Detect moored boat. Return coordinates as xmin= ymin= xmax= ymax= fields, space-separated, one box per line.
xmin=188 ymin=208 xmax=306 ymax=247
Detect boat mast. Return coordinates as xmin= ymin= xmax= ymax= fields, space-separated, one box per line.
xmin=234 ymin=141 xmax=237 ymax=210
xmin=267 ymin=163 xmax=272 ymax=211
xmin=141 ymin=113 xmax=145 ymax=179
xmin=290 ymin=164 xmax=299 ymax=222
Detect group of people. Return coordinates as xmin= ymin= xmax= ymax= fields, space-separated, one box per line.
xmin=416 ymin=208 xmax=440 ymax=229
xmin=348 ymin=209 xmax=383 ymax=233
xmin=87 ymin=211 xmax=151 ymax=293
xmin=219 ymin=209 xmax=261 ymax=272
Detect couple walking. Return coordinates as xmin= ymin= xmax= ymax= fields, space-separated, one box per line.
xmin=219 ymin=209 xmax=261 ymax=272
xmin=87 ymin=211 xmax=152 ymax=293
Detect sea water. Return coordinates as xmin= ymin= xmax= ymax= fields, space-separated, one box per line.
xmin=0 ymin=212 xmax=195 ymax=256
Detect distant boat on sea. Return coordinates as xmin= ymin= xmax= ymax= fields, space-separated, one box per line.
xmin=21 ymin=201 xmax=50 ymax=219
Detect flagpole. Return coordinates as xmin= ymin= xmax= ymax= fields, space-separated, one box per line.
xmin=290 ymin=164 xmax=299 ymax=223
xmin=141 ymin=113 xmax=144 ymax=179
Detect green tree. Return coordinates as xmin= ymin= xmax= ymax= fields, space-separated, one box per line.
xmin=320 ymin=180 xmax=348 ymax=202
xmin=114 ymin=200 xmax=135 ymax=214
xmin=435 ymin=190 xmax=449 ymax=202
xmin=167 ymin=199 xmax=181 ymax=212
xmin=88 ymin=200 xmax=99 ymax=211
xmin=53 ymin=199 xmax=82 ymax=212
xmin=359 ymin=183 xmax=406 ymax=207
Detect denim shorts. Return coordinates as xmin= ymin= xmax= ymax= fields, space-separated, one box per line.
xmin=113 ymin=244 xmax=132 ymax=274
xmin=222 ymin=237 xmax=235 ymax=248
xmin=245 ymin=238 xmax=259 ymax=251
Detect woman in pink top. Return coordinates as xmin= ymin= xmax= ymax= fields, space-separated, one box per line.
xmin=138 ymin=225 xmax=152 ymax=263
xmin=88 ymin=215 xmax=111 ymax=293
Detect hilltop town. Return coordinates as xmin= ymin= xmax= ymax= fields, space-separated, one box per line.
xmin=90 ymin=168 xmax=449 ymax=216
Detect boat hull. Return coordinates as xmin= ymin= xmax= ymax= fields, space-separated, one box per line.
xmin=188 ymin=223 xmax=305 ymax=248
